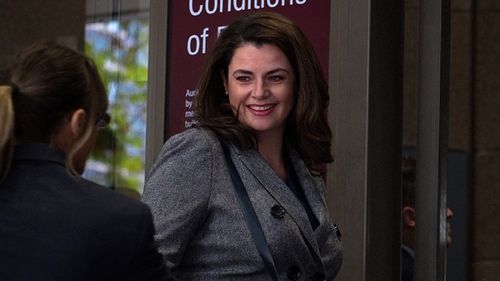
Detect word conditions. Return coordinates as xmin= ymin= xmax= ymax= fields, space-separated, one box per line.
xmin=189 ymin=0 xmax=308 ymax=16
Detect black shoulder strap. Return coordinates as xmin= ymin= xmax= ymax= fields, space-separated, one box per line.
xmin=219 ymin=140 xmax=280 ymax=281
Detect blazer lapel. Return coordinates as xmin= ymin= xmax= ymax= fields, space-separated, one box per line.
xmin=286 ymin=147 xmax=329 ymax=225
xmin=229 ymin=144 xmax=322 ymax=259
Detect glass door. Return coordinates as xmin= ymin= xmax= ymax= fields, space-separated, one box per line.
xmin=84 ymin=0 xmax=150 ymax=197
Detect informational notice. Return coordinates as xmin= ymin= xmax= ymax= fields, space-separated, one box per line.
xmin=165 ymin=0 xmax=330 ymax=137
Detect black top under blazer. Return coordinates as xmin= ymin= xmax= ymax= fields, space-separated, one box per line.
xmin=402 ymin=246 xmax=415 ymax=281
xmin=0 ymin=144 xmax=169 ymax=281
xmin=143 ymin=128 xmax=342 ymax=280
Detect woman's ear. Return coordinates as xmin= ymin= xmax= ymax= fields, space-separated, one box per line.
xmin=69 ymin=109 xmax=88 ymax=137
xmin=402 ymin=206 xmax=416 ymax=228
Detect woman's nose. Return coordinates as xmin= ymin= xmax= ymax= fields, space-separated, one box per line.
xmin=251 ymin=79 xmax=270 ymax=98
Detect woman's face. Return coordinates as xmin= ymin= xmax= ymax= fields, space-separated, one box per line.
xmin=224 ymin=43 xmax=295 ymax=139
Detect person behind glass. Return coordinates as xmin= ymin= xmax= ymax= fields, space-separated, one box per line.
xmin=401 ymin=156 xmax=454 ymax=281
xmin=0 ymin=42 xmax=171 ymax=281
xmin=143 ymin=12 xmax=342 ymax=280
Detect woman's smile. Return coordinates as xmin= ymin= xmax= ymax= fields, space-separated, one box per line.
xmin=247 ymin=103 xmax=277 ymax=115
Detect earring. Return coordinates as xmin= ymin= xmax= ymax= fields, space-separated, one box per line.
xmin=225 ymin=91 xmax=229 ymax=96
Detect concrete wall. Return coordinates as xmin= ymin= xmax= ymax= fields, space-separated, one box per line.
xmin=0 ymin=0 xmax=85 ymax=69
xmin=473 ymin=0 xmax=500 ymax=279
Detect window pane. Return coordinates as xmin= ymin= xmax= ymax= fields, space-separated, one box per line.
xmin=83 ymin=0 xmax=150 ymax=195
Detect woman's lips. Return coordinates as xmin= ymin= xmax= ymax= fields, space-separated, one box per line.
xmin=247 ymin=104 xmax=276 ymax=116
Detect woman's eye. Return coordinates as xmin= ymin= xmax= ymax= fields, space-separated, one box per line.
xmin=269 ymin=75 xmax=284 ymax=82
xmin=236 ymin=76 xmax=251 ymax=82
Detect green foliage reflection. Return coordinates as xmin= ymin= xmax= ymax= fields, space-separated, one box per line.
xmin=84 ymin=19 xmax=149 ymax=194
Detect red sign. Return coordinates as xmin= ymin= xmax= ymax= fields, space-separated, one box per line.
xmin=165 ymin=0 xmax=331 ymax=137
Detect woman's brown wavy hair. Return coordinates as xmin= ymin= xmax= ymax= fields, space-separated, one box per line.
xmin=195 ymin=12 xmax=333 ymax=167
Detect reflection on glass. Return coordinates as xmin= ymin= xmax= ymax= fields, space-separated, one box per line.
xmin=83 ymin=0 xmax=150 ymax=195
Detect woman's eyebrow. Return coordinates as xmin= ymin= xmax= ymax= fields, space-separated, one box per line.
xmin=232 ymin=68 xmax=290 ymax=75
xmin=232 ymin=69 xmax=253 ymax=75
xmin=265 ymin=68 xmax=290 ymax=75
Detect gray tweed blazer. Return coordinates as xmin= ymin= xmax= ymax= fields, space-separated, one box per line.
xmin=143 ymin=128 xmax=342 ymax=281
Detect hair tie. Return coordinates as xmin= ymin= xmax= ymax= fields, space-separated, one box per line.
xmin=8 ymin=82 xmax=20 ymax=98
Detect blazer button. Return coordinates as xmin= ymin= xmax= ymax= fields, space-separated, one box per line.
xmin=287 ymin=266 xmax=301 ymax=280
xmin=334 ymin=223 xmax=342 ymax=240
xmin=271 ymin=205 xmax=286 ymax=219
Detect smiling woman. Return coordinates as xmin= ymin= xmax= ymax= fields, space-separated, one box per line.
xmin=143 ymin=12 xmax=342 ymax=280
xmin=224 ymin=43 xmax=295 ymax=153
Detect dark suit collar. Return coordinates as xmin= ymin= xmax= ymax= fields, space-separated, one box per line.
xmin=14 ymin=143 xmax=66 ymax=167
xmin=230 ymin=142 xmax=323 ymax=259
